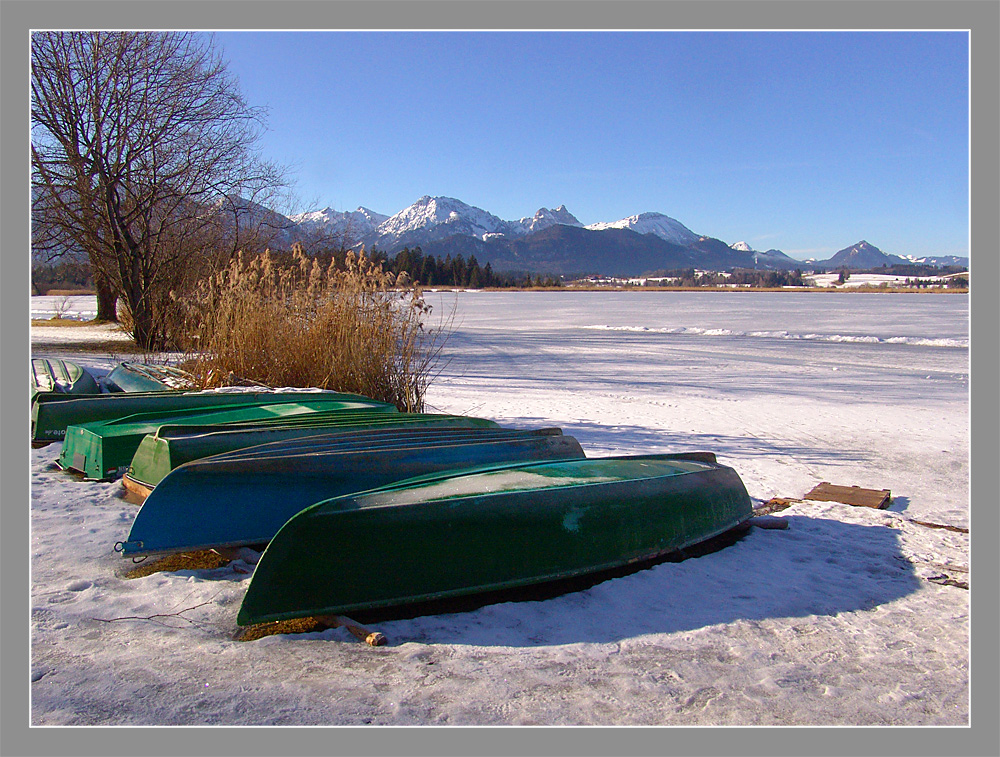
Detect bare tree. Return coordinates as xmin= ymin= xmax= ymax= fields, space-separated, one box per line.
xmin=31 ymin=31 xmax=288 ymax=349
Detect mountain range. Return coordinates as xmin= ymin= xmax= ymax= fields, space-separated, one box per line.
xmin=802 ymin=240 xmax=968 ymax=271
xmin=279 ymin=195 xmax=967 ymax=277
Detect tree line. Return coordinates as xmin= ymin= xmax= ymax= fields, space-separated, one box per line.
xmin=641 ymin=268 xmax=808 ymax=288
xmin=32 ymin=244 xmax=567 ymax=297
xmin=371 ymin=247 xmax=560 ymax=288
xmin=31 ymin=258 xmax=93 ymax=295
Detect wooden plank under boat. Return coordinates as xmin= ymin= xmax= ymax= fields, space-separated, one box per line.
xmin=124 ymin=413 xmax=502 ymax=493
xmin=31 ymin=389 xmax=392 ymax=446
xmin=57 ymin=400 xmax=397 ymax=481
xmin=30 ymin=358 xmax=100 ymax=405
xmin=118 ymin=427 xmax=585 ymax=558
xmin=236 ymin=454 xmax=753 ymax=626
xmin=106 ymin=362 xmax=197 ymax=392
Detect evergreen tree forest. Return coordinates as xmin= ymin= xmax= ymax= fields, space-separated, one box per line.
xmin=373 ymin=247 xmax=561 ymax=288
xmin=643 ymin=268 xmax=807 ymax=288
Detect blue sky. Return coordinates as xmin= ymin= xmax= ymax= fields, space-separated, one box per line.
xmin=213 ymin=31 xmax=969 ymax=260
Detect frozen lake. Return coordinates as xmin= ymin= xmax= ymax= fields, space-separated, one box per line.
xmin=424 ymin=291 xmax=970 ymax=526
xmin=427 ymin=290 xmax=969 ymax=406
xmin=29 ymin=291 xmax=971 ymax=728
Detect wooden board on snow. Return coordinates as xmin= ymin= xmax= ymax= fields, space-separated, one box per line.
xmin=804 ymin=482 xmax=891 ymax=509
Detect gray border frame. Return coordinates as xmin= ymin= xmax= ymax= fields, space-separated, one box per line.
xmin=3 ymin=2 xmax=997 ymax=756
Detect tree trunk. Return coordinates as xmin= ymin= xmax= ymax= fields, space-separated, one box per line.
xmin=94 ymin=273 xmax=118 ymax=322
xmin=130 ymin=294 xmax=158 ymax=351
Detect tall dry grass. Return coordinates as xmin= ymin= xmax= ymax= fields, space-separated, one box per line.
xmin=181 ymin=245 xmax=448 ymax=411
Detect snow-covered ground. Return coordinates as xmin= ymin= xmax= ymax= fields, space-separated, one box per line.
xmin=29 ymin=291 xmax=971 ymax=726
xmin=30 ymin=294 xmax=103 ymax=321
xmin=805 ymin=272 xmax=955 ymax=288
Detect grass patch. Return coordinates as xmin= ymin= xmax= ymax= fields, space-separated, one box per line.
xmin=235 ymin=617 xmax=327 ymax=642
xmin=39 ymin=289 xmax=96 ymax=296
xmin=30 ymin=318 xmax=103 ymax=327
xmin=29 ymin=340 xmax=145 ymax=356
xmin=123 ymin=550 xmax=230 ymax=579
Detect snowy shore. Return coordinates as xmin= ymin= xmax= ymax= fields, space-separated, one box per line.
xmin=28 ymin=292 xmax=971 ymax=729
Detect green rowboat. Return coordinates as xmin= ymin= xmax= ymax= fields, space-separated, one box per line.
xmin=124 ymin=413 xmax=502 ymax=494
xmin=31 ymin=389 xmax=391 ymax=446
xmin=57 ymin=400 xmax=397 ymax=480
xmin=119 ymin=427 xmax=585 ymax=558
xmin=236 ymin=454 xmax=753 ymax=626
xmin=30 ymin=358 xmax=100 ymax=404
xmin=106 ymin=362 xmax=197 ymax=392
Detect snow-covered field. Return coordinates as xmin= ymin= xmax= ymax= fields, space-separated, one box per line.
xmin=30 ymin=294 xmax=105 ymax=321
xmin=805 ymin=272 xmax=957 ymax=288
xmin=28 ymin=291 xmax=971 ymax=727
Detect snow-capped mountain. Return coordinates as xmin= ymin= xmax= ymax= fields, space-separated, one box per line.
xmin=277 ymin=196 xmax=967 ymax=274
xmin=375 ymin=196 xmax=510 ymax=242
xmin=359 ymin=197 xmax=586 ymax=251
xmin=585 ymin=212 xmax=699 ymax=246
xmin=358 ymin=198 xmax=698 ymax=251
xmin=729 ymin=241 xmax=801 ymax=268
xmin=290 ymin=206 xmax=388 ymax=238
xmin=809 ymin=241 xmax=969 ymax=271
xmin=816 ymin=240 xmax=907 ymax=269
xmin=896 ymin=254 xmax=970 ymax=268
xmin=513 ymin=205 xmax=583 ymax=235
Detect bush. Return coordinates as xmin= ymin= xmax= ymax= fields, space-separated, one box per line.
xmin=180 ymin=245 xmax=449 ymax=412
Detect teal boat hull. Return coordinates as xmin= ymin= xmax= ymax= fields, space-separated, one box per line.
xmin=125 ymin=413 xmax=501 ymax=490
xmin=31 ymin=389 xmax=391 ymax=445
xmin=236 ymin=454 xmax=754 ymax=626
xmin=120 ymin=428 xmax=585 ymax=557
xmin=57 ymin=400 xmax=396 ymax=480
xmin=30 ymin=358 xmax=99 ymax=405
xmin=106 ymin=362 xmax=197 ymax=392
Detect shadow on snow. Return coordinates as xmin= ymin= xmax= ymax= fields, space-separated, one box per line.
xmin=369 ymin=513 xmax=920 ymax=647
xmin=501 ymin=417 xmax=870 ymax=468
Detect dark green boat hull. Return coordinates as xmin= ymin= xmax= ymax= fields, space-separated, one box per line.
xmin=58 ymin=400 xmax=396 ymax=480
xmin=31 ymin=389 xmax=391 ymax=445
xmin=30 ymin=358 xmax=100 ymax=405
xmin=237 ymin=454 xmax=753 ymax=626
xmin=106 ymin=362 xmax=197 ymax=392
xmin=120 ymin=428 xmax=585 ymax=557
xmin=125 ymin=413 xmax=501 ymax=489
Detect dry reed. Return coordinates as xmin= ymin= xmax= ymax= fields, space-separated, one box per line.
xmin=181 ymin=245 xmax=448 ymax=411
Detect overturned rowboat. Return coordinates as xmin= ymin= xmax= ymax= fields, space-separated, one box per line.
xmin=124 ymin=412 xmax=502 ymax=495
xmin=30 ymin=358 xmax=99 ymax=405
xmin=118 ymin=427 xmax=585 ymax=558
xmin=236 ymin=453 xmax=753 ymax=626
xmin=57 ymin=399 xmax=396 ymax=480
xmin=106 ymin=362 xmax=198 ymax=392
xmin=31 ymin=389 xmax=392 ymax=446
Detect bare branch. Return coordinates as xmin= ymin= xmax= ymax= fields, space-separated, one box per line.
xmin=31 ymin=31 xmax=288 ymax=346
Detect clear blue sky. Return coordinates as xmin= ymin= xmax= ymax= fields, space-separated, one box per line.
xmin=213 ymin=31 xmax=969 ymax=260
